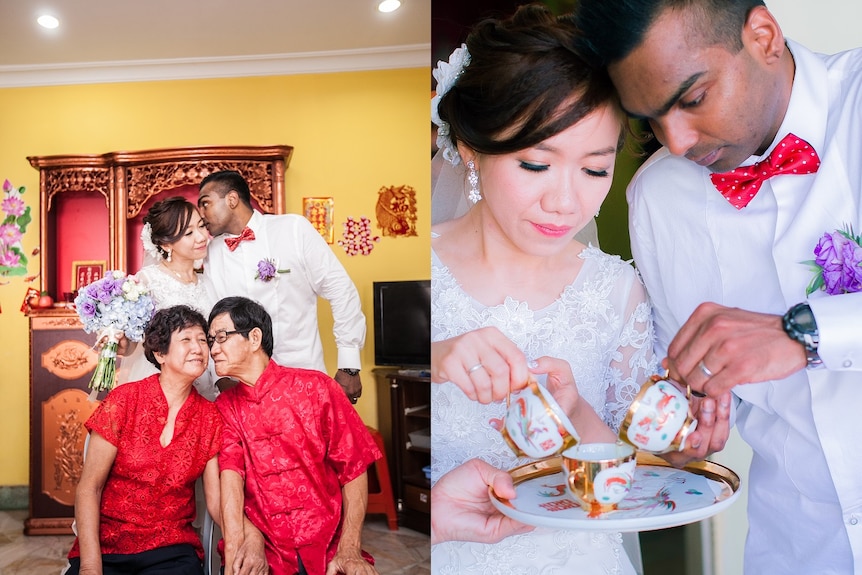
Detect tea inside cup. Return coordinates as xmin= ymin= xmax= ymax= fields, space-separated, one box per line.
xmin=500 ymin=380 xmax=580 ymax=459
xmin=561 ymin=441 xmax=636 ymax=515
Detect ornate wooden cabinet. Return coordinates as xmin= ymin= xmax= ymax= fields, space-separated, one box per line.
xmin=25 ymin=145 xmax=292 ymax=535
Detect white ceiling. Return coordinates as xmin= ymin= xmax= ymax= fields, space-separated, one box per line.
xmin=0 ymin=0 xmax=431 ymax=87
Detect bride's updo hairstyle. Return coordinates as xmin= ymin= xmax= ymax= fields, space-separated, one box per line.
xmin=143 ymin=196 xmax=197 ymax=260
xmin=436 ymin=3 xmax=625 ymax=157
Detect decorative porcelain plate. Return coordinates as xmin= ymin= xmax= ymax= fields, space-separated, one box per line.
xmin=489 ymin=453 xmax=741 ymax=532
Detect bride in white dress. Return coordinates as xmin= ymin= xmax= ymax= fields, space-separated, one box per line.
xmin=430 ymin=6 xmax=657 ymax=573
xmin=118 ymin=196 xmax=219 ymax=401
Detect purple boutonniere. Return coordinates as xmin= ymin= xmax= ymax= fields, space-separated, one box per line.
xmin=804 ymin=225 xmax=862 ymax=296
xmin=255 ymin=258 xmax=290 ymax=282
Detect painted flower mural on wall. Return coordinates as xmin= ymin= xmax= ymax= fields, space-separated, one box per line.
xmin=0 ymin=180 xmax=31 ymax=277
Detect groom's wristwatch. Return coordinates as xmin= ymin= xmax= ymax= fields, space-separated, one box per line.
xmin=338 ymin=368 xmax=360 ymax=376
xmin=782 ymin=302 xmax=824 ymax=369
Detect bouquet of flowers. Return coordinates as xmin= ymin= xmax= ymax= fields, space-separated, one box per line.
xmin=74 ymin=271 xmax=156 ymax=394
xmin=804 ymin=225 xmax=862 ymax=296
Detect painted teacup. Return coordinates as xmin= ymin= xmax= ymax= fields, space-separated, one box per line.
xmin=500 ymin=379 xmax=580 ymax=459
xmin=618 ymin=374 xmax=698 ymax=453
xmin=561 ymin=441 xmax=636 ymax=515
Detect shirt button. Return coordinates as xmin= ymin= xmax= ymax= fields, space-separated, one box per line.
xmin=850 ymin=516 xmax=858 ymax=526
xmin=844 ymin=360 xmax=853 ymax=368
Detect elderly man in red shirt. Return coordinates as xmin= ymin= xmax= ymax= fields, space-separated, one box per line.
xmin=209 ymin=296 xmax=381 ymax=575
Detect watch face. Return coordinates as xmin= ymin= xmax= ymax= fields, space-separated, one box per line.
xmin=793 ymin=305 xmax=817 ymax=334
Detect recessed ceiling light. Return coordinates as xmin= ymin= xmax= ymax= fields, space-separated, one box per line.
xmin=378 ymin=0 xmax=401 ymax=13
xmin=37 ymin=15 xmax=60 ymax=29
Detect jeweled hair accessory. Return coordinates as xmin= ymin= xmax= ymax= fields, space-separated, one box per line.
xmin=431 ymin=43 xmax=471 ymax=166
xmin=140 ymin=222 xmax=162 ymax=260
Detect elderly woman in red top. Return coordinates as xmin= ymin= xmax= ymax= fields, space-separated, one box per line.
xmin=65 ymin=305 xmax=224 ymax=575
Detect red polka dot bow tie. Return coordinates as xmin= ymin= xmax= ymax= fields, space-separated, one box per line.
xmin=225 ymin=227 xmax=256 ymax=251
xmin=709 ymin=133 xmax=821 ymax=209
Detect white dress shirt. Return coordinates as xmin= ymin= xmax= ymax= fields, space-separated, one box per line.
xmin=204 ymin=210 xmax=365 ymax=373
xmin=628 ymin=41 xmax=862 ymax=574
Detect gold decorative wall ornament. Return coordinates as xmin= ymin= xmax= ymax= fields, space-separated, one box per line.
xmin=303 ymin=197 xmax=335 ymax=243
xmin=375 ymin=185 xmax=418 ymax=237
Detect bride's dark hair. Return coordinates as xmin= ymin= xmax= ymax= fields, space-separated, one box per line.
xmin=143 ymin=196 xmax=197 ymax=259
xmin=436 ymin=3 xmax=624 ymax=157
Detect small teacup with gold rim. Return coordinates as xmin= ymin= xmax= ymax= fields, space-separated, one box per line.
xmin=500 ymin=379 xmax=580 ymax=459
xmin=561 ymin=441 xmax=636 ymax=516
xmin=618 ymin=374 xmax=698 ymax=454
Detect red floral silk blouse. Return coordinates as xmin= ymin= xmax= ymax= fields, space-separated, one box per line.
xmin=68 ymin=375 xmax=223 ymax=560
xmin=217 ymin=361 xmax=381 ymax=575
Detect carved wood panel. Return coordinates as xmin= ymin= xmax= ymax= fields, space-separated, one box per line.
xmin=123 ymin=160 xmax=279 ymax=218
xmin=43 ymin=166 xmax=111 ymax=211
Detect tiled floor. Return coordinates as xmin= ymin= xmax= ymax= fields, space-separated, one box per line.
xmin=0 ymin=510 xmax=430 ymax=575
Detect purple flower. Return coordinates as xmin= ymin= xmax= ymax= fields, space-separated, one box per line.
xmin=78 ymin=299 xmax=97 ymax=319
xmin=254 ymin=258 xmax=289 ymax=282
xmin=256 ymin=259 xmax=277 ymax=281
xmin=2 ymin=180 xmax=11 ymax=193
xmin=807 ymin=227 xmax=862 ymax=295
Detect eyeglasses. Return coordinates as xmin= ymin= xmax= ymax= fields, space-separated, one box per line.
xmin=206 ymin=329 xmax=249 ymax=348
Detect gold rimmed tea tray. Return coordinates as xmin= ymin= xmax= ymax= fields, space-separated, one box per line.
xmin=489 ymin=452 xmax=741 ymax=532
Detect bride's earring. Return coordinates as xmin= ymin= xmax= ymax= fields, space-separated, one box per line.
xmin=595 ymin=208 xmax=601 ymax=218
xmin=467 ymin=160 xmax=482 ymax=204
xmin=166 ymin=248 xmax=172 ymax=262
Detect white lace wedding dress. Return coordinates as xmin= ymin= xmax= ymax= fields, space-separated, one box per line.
xmin=431 ymin=244 xmax=657 ymax=575
xmin=116 ymin=264 xmax=219 ymax=401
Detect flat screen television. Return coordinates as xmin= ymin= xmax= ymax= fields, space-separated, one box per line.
xmin=373 ymin=280 xmax=431 ymax=367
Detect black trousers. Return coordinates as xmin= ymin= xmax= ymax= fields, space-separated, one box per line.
xmin=296 ymin=552 xmax=309 ymax=575
xmin=66 ymin=543 xmax=203 ymax=575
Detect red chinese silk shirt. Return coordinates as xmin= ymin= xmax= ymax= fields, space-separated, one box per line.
xmin=216 ymin=361 xmax=381 ymax=575
xmin=68 ymin=375 xmax=223 ymax=560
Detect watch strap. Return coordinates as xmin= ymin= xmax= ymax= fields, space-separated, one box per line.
xmin=338 ymin=368 xmax=360 ymax=376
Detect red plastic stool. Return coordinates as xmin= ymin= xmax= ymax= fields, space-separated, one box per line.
xmin=365 ymin=426 xmax=399 ymax=531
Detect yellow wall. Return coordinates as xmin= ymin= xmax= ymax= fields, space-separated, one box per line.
xmin=0 ymin=68 xmax=430 ymax=485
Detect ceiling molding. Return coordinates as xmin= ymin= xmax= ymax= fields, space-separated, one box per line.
xmin=0 ymin=44 xmax=430 ymax=88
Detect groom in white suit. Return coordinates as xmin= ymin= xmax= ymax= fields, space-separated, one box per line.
xmin=575 ymin=0 xmax=862 ymax=573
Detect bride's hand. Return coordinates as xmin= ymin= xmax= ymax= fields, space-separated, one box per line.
xmin=96 ymin=332 xmax=132 ymax=356
xmin=530 ymin=356 xmax=617 ymax=443
xmin=432 ymin=327 xmax=529 ymax=404
xmin=529 ymin=356 xmax=581 ymax=417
